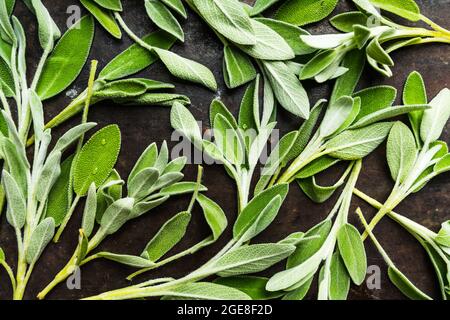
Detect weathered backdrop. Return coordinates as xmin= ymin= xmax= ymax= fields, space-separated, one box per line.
xmin=0 ymin=0 xmax=449 ymax=300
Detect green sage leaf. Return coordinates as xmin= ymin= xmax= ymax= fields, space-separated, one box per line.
xmin=73 ymin=125 xmax=121 ymax=196
xmin=420 ymin=88 xmax=450 ymax=144
xmin=26 ymin=218 xmax=55 ymax=264
xmin=214 ymin=276 xmax=283 ymax=300
xmin=145 ymin=0 xmax=184 ymax=42
xmin=80 ymin=0 xmax=121 ymax=39
xmin=141 ymin=211 xmax=191 ymax=261
xmin=36 ymin=15 xmax=95 ymax=100
xmin=275 ymin=0 xmax=339 ymax=26
xmin=192 ymin=0 xmax=256 ymax=45
xmin=386 ymin=122 xmax=418 ymax=184
xmin=223 ymin=45 xmax=256 ymax=89
xmin=337 ymin=223 xmax=367 ymax=285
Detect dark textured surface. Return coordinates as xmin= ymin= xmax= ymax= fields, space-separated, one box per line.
xmin=0 ymin=0 xmax=449 ymax=300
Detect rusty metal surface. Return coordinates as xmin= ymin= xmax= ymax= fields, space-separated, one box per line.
xmin=0 ymin=0 xmax=449 ymax=300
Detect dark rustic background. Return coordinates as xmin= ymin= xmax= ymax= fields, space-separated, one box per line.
xmin=0 ymin=0 xmax=449 ymax=300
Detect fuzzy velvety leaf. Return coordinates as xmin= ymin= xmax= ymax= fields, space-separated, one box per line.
xmin=403 ymin=71 xmax=427 ymax=144
xmin=142 ymin=211 xmax=191 ymax=261
xmin=420 ymin=88 xmax=450 ymax=144
xmin=26 ymin=218 xmax=55 ymax=264
xmin=214 ymin=276 xmax=284 ymax=300
xmin=337 ymin=223 xmax=367 ymax=285
xmin=192 ymin=0 xmax=255 ymax=45
xmin=80 ymin=0 xmax=121 ymax=39
xmin=223 ymin=45 xmax=256 ymax=89
xmin=99 ymin=31 xmax=175 ymax=81
xmin=326 ymin=122 xmax=393 ymax=160
xmin=36 ymin=16 xmax=94 ymax=100
xmin=73 ymin=125 xmax=121 ymax=196
xmin=263 ymin=60 xmax=309 ymax=119
xmin=145 ymin=0 xmax=184 ymax=42
xmin=386 ymin=122 xmax=417 ymax=184
xmin=275 ymin=0 xmax=339 ymax=26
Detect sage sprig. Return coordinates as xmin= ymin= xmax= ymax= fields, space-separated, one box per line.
xmin=184 ymin=0 xmax=310 ymax=119
xmin=300 ymin=0 xmax=450 ymax=80
xmin=266 ymin=161 xmax=366 ymax=300
xmin=355 ymin=72 xmax=450 ymax=238
xmin=37 ymin=142 xmax=203 ymax=299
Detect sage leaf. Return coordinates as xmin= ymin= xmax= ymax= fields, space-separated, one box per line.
xmin=370 ymin=0 xmax=421 ymax=21
xmin=141 ymin=211 xmax=191 ymax=261
xmin=145 ymin=0 xmax=184 ymax=42
xmin=53 ymin=123 xmax=97 ymax=153
xmin=223 ymin=45 xmax=256 ymax=89
xmin=300 ymin=50 xmax=339 ymax=80
xmin=238 ymin=79 xmax=258 ymax=132
xmin=319 ymin=96 xmax=354 ymax=138
xmin=35 ymin=151 xmax=62 ymax=202
xmin=329 ymin=252 xmax=350 ymax=300
xmin=93 ymin=79 xmax=148 ymax=100
xmin=73 ymin=125 xmax=121 ymax=196
xmin=214 ymin=276 xmax=283 ymax=300
xmin=130 ymin=196 xmax=169 ymax=219
xmin=435 ymin=221 xmax=450 ymax=247
xmin=0 ymin=0 xmax=15 ymax=43
xmin=275 ymin=0 xmax=339 ymax=26
xmin=287 ymin=220 xmax=332 ymax=268
xmin=330 ymin=12 xmax=368 ymax=32
xmin=0 ymin=58 xmax=15 ymax=97
xmin=420 ymin=88 xmax=450 ymax=144
xmin=162 ymin=282 xmax=251 ymax=300
xmin=298 ymin=173 xmax=346 ymax=204
xmin=170 ymin=103 xmax=202 ymax=146
xmin=128 ymin=143 xmax=158 ymax=183
xmin=45 ymin=155 xmax=73 ymax=226
xmin=128 ymin=168 xmax=159 ymax=199
xmin=99 ymin=197 xmax=134 ymax=235
xmin=353 ymin=85 xmax=397 ymax=121
xmin=26 ymin=218 xmax=55 ymax=264
xmin=93 ymin=0 xmax=122 ymax=11
xmin=366 ymin=35 xmax=394 ymax=67
xmin=403 ymin=71 xmax=427 ymax=144
xmin=296 ymin=156 xmax=340 ymax=179
xmin=160 ymin=0 xmax=186 ymax=18
xmin=36 ymin=15 xmax=95 ymax=100
xmin=159 ymin=181 xmax=207 ymax=196
xmin=29 ymin=0 xmax=61 ymax=50
xmin=350 ymin=104 xmax=429 ymax=129
xmin=337 ymin=223 xmax=367 ymax=285
xmin=386 ymin=122 xmax=417 ymax=184
xmin=233 ymin=184 xmax=289 ymax=240
xmin=282 ymin=276 xmax=313 ymax=300
xmin=326 ymin=122 xmax=393 ymax=160
xmin=212 ymin=243 xmax=296 ymax=277
xmin=211 ymin=99 xmax=238 ymax=130
xmin=213 ymin=114 xmax=245 ymax=165
xmin=251 ymin=0 xmax=281 ymax=15
xmin=196 ymin=193 xmax=227 ymax=241
xmin=153 ymin=48 xmax=217 ymax=91
xmin=238 ymin=19 xmax=294 ymax=61
xmin=262 ymin=60 xmax=309 ymax=119
xmin=254 ymin=18 xmax=314 ymax=56
xmin=388 ymin=266 xmax=432 ymax=300
xmin=434 ymin=154 xmax=450 ymax=175
xmin=192 ymin=0 xmax=256 ymax=46
xmin=2 ymin=170 xmax=26 ymax=229
xmin=97 ymin=253 xmax=155 ymax=268
xmin=81 ymin=183 xmax=97 ymax=238
xmin=99 ymin=31 xmax=175 ymax=81
xmin=80 ymin=0 xmax=121 ymax=39
xmin=352 ymin=0 xmax=381 ymax=17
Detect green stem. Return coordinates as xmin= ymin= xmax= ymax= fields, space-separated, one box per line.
xmin=187 ymin=166 xmax=203 ymax=213
xmin=53 ymin=195 xmax=81 ymax=243
xmin=115 ymin=13 xmax=155 ymax=52
xmin=420 ymin=15 xmax=450 ymax=36
xmin=277 ymin=139 xmax=327 ymax=184
xmin=356 ymin=208 xmax=395 ymax=266
xmin=0 ymin=260 xmax=16 ymax=292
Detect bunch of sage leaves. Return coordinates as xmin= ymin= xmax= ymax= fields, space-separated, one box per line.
xmin=37 ymin=143 xmax=207 ymax=299
xmin=79 ymin=0 xmax=217 ymax=91
xmin=265 ymin=160 xmax=366 ymax=300
xmin=27 ymin=29 xmax=191 ymax=146
xmin=299 ymin=0 xmax=450 ymax=80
